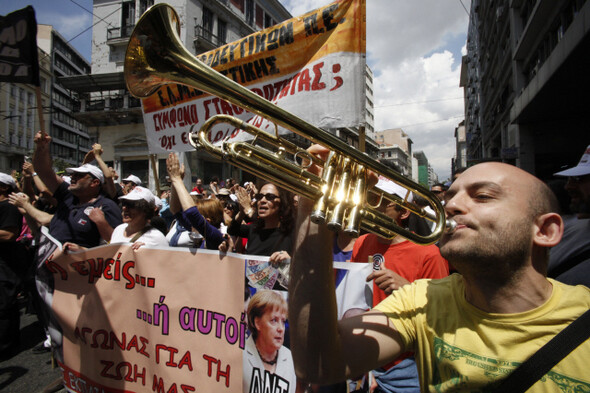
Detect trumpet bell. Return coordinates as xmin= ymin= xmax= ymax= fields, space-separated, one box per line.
xmin=124 ymin=3 xmax=455 ymax=245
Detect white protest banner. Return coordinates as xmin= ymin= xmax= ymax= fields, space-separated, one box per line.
xmin=45 ymin=244 xmax=245 ymax=393
xmin=138 ymin=0 xmax=366 ymax=153
xmin=334 ymin=261 xmax=373 ymax=320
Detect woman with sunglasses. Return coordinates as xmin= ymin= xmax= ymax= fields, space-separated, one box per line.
xmin=227 ymin=182 xmax=295 ymax=267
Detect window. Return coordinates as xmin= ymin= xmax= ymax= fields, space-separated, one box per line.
xmin=246 ymin=0 xmax=254 ymax=25
xmin=139 ymin=0 xmax=154 ymax=15
xmin=230 ymin=0 xmax=244 ymax=13
xmin=203 ymin=7 xmax=214 ymax=34
xmin=217 ymin=19 xmax=227 ymax=45
xmin=122 ymin=1 xmax=136 ymax=36
xmin=256 ymin=4 xmax=263 ymax=28
xmin=264 ymin=13 xmax=273 ymax=28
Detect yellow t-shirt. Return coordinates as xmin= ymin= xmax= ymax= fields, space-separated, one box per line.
xmin=374 ymin=274 xmax=590 ymax=392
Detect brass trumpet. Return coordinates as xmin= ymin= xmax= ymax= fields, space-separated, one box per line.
xmin=124 ymin=3 xmax=455 ymax=245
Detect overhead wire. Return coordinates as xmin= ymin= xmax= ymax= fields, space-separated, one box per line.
xmin=375 ymin=97 xmax=463 ymax=108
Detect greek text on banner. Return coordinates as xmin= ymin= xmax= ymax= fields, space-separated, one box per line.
xmin=139 ymin=0 xmax=366 ymax=154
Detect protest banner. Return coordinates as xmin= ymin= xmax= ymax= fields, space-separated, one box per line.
xmin=139 ymin=0 xmax=366 ymax=153
xmin=41 ymin=237 xmax=372 ymax=392
xmin=0 ymin=5 xmax=40 ymax=86
xmin=45 ymin=244 xmax=246 ymax=393
xmin=334 ymin=261 xmax=373 ymax=319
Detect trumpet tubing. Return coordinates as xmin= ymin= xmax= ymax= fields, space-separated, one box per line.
xmin=124 ymin=3 xmax=455 ymax=245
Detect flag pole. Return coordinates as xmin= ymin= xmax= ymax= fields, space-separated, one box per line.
xmin=150 ymin=154 xmax=161 ymax=195
xmin=35 ymin=86 xmax=46 ymax=135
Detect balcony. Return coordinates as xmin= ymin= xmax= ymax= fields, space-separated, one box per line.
xmin=107 ymin=25 xmax=135 ymax=46
xmin=72 ymin=94 xmax=143 ymax=127
xmin=194 ymin=25 xmax=225 ymax=51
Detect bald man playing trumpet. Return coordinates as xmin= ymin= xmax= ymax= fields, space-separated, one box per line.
xmin=288 ymin=145 xmax=590 ymax=392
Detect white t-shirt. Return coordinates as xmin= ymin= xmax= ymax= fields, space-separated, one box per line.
xmin=110 ymin=223 xmax=169 ymax=248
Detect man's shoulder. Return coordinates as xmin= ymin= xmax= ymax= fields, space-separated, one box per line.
xmin=95 ymin=194 xmax=119 ymax=207
xmin=550 ymin=278 xmax=590 ymax=300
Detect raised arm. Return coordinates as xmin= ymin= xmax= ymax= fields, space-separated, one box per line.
xmin=91 ymin=144 xmax=117 ymax=199
xmin=9 ymin=192 xmax=53 ymax=228
xmin=288 ymin=146 xmax=405 ymax=384
xmin=166 ymin=153 xmax=194 ymax=212
xmin=32 ymin=131 xmax=61 ymax=194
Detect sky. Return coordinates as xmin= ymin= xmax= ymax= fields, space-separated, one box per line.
xmin=1 ymin=0 xmax=470 ymax=181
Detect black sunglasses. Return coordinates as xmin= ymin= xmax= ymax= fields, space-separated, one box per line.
xmin=255 ymin=193 xmax=279 ymax=201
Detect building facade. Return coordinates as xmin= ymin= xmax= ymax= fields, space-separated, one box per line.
xmin=61 ymin=0 xmax=293 ymax=190
xmin=453 ymin=120 xmax=467 ymax=175
xmin=413 ymin=150 xmax=429 ymax=187
xmin=38 ymin=25 xmax=92 ymax=166
xmin=461 ymin=0 xmax=590 ymax=179
xmin=0 ymin=47 xmax=51 ymax=174
xmin=374 ymin=128 xmax=413 ymax=178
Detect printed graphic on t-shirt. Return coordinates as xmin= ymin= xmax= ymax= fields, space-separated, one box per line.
xmin=432 ymin=337 xmax=590 ymax=391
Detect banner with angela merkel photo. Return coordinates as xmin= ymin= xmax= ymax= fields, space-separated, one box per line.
xmin=140 ymin=0 xmax=366 ymax=153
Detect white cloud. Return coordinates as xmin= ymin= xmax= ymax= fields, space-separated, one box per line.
xmin=44 ymin=12 xmax=92 ymax=39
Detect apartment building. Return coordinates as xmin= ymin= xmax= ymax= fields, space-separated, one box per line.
xmin=374 ymin=128 xmax=413 ymax=178
xmin=461 ymin=0 xmax=589 ymax=179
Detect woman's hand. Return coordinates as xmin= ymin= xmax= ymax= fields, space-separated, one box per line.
xmin=22 ymin=162 xmax=35 ymax=176
xmin=131 ymin=241 xmax=146 ymax=250
xmin=166 ymin=153 xmax=185 ymax=180
xmin=218 ymin=234 xmax=234 ymax=253
xmin=234 ymin=186 xmax=253 ymax=214
xmin=63 ymin=242 xmax=87 ymax=254
xmin=269 ymin=250 xmax=290 ymax=265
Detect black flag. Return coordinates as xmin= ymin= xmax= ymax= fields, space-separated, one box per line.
xmin=0 ymin=6 xmax=40 ymax=86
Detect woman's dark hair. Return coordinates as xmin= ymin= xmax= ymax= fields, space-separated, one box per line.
xmin=253 ymin=183 xmax=295 ymax=235
xmin=224 ymin=199 xmax=239 ymax=214
xmin=128 ymin=199 xmax=156 ymax=221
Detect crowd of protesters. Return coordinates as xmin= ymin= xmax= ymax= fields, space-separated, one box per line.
xmin=3 ymin=131 xmax=589 ymax=393
xmin=0 ymin=130 xmax=299 ymax=360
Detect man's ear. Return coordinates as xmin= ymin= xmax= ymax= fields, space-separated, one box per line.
xmin=533 ymin=212 xmax=563 ymax=247
xmin=399 ymin=208 xmax=411 ymax=221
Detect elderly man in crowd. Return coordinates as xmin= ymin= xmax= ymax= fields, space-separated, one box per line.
xmin=33 ymin=131 xmax=122 ymax=247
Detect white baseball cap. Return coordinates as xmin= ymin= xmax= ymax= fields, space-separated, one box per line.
xmin=120 ymin=186 xmax=155 ymax=205
xmin=0 ymin=172 xmax=17 ymax=190
xmin=554 ymin=145 xmax=590 ymax=177
xmin=122 ymin=174 xmax=142 ymax=185
xmin=154 ymin=196 xmax=163 ymax=210
xmin=66 ymin=164 xmax=104 ymax=184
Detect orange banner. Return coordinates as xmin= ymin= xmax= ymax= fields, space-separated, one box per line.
xmin=139 ymin=0 xmax=366 ymax=153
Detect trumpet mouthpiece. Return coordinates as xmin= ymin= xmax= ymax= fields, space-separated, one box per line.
xmin=445 ymin=218 xmax=457 ymax=233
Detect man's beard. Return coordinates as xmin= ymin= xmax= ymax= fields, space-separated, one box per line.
xmin=439 ymin=219 xmax=532 ymax=279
